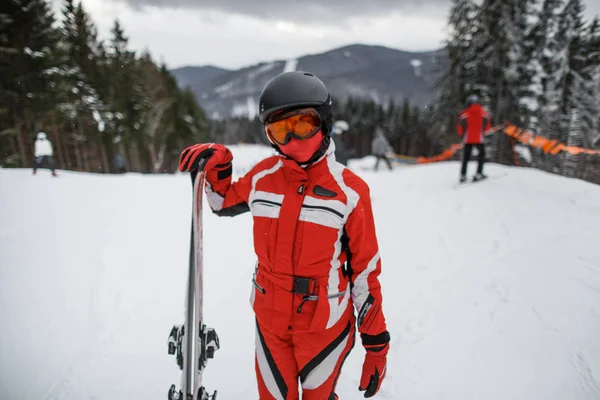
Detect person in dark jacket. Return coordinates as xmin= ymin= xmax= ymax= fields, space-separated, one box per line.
xmin=457 ymin=95 xmax=492 ymax=182
xmin=371 ymin=128 xmax=393 ymax=171
xmin=113 ymin=153 xmax=126 ymax=173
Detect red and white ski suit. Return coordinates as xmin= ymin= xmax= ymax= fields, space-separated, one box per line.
xmin=203 ymin=141 xmax=388 ymax=399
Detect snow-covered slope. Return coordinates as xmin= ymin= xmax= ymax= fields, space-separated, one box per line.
xmin=1 ymin=146 xmax=600 ymax=400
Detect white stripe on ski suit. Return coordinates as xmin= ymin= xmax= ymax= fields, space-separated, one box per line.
xmin=249 ymin=160 xmax=283 ymax=201
xmin=325 ymin=152 xmax=358 ymax=329
xmin=301 ymin=330 xmax=350 ymax=390
xmin=250 ymin=191 xmax=284 ymax=218
xmin=255 ymin=325 xmax=285 ymax=400
xmin=204 ymin=180 xmax=225 ymax=211
xmin=298 ymin=195 xmax=346 ymax=229
xmin=352 ymin=252 xmax=380 ymax=316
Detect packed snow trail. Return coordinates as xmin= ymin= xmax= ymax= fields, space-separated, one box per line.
xmin=1 ymin=146 xmax=600 ymax=400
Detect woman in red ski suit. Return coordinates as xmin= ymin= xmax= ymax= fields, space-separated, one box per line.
xmin=179 ymin=71 xmax=390 ymax=399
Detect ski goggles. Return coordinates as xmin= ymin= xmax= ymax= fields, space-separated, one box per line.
xmin=264 ymin=108 xmax=322 ymax=146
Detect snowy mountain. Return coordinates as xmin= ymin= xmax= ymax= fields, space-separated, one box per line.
xmin=171 ymin=44 xmax=444 ymax=119
xmin=172 ymin=65 xmax=230 ymax=93
xmin=2 ymin=150 xmax=600 ymax=399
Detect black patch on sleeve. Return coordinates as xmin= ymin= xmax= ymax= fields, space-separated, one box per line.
xmin=361 ymin=331 xmax=390 ymax=346
xmin=215 ymin=201 xmax=250 ymax=217
xmin=365 ymin=344 xmax=388 ymax=352
xmin=217 ymin=163 xmax=232 ymax=180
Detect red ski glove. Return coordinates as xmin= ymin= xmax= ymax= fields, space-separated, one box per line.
xmin=179 ymin=143 xmax=232 ymax=174
xmin=359 ymin=331 xmax=390 ymax=398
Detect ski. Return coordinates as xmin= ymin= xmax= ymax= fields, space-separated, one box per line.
xmin=452 ymin=173 xmax=508 ymax=189
xmin=168 ymin=161 xmax=220 ymax=400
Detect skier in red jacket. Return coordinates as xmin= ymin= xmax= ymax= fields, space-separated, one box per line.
xmin=179 ymin=71 xmax=390 ymax=399
xmin=457 ymin=94 xmax=492 ymax=182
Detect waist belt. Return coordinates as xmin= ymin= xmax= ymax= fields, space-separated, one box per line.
xmin=257 ymin=265 xmax=327 ymax=295
xmin=256 ymin=265 xmax=348 ymax=314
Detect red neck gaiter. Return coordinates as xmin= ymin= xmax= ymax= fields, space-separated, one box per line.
xmin=278 ymin=130 xmax=324 ymax=164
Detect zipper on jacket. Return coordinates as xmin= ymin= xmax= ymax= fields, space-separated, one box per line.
xmin=251 ymin=199 xmax=281 ymax=207
xmin=252 ymin=272 xmax=266 ymax=294
xmin=300 ymin=204 xmax=344 ymax=219
xmin=296 ymin=290 xmax=347 ymax=314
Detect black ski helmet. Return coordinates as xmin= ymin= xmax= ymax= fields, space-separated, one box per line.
xmin=258 ymin=71 xmax=333 ymax=136
xmin=467 ymin=94 xmax=479 ymax=106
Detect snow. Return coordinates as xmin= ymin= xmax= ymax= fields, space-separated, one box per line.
xmin=24 ymin=47 xmax=45 ymax=58
xmin=520 ymin=96 xmax=540 ymax=112
xmin=214 ymin=80 xmax=236 ymax=95
xmin=248 ymin=62 xmax=277 ymax=80
xmin=231 ymin=101 xmax=249 ymax=117
xmin=230 ymin=96 xmax=259 ymax=119
xmin=514 ymin=144 xmax=533 ymax=163
xmin=411 ymin=59 xmax=423 ymax=77
xmin=2 ymin=150 xmax=600 ymax=400
xmin=92 ymin=110 xmax=105 ymax=132
xmin=246 ymin=96 xmax=257 ymax=119
xmin=283 ymin=59 xmax=298 ymax=73
xmin=215 ymin=63 xmax=278 ymax=101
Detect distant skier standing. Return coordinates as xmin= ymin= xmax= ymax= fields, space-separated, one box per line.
xmin=371 ymin=128 xmax=393 ymax=171
xmin=113 ymin=153 xmax=126 ymax=174
xmin=457 ymin=95 xmax=491 ymax=183
xmin=33 ymin=132 xmax=57 ymax=176
xmin=179 ymin=71 xmax=390 ymax=399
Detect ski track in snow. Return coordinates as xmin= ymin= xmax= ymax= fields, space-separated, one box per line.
xmin=1 ymin=151 xmax=600 ymax=400
xmin=283 ymin=58 xmax=298 ymax=73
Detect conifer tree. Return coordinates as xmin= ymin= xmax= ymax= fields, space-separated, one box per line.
xmin=0 ymin=0 xmax=62 ymax=167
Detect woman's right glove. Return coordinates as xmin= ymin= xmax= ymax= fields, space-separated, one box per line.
xmin=179 ymin=143 xmax=232 ymax=175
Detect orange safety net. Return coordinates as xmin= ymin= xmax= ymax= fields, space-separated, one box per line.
xmin=504 ymin=124 xmax=600 ymax=156
xmin=416 ymin=144 xmax=463 ymax=164
xmin=399 ymin=123 xmax=598 ymax=165
xmin=415 ymin=125 xmax=505 ymax=164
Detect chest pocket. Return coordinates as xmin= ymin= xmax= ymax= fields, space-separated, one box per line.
xmin=299 ymin=196 xmax=346 ymax=229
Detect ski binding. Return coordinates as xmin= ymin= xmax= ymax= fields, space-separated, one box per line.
xmin=167 ymin=324 xmax=220 ymax=400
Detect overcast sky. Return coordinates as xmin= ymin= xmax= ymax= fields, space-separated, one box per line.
xmin=51 ymin=0 xmax=600 ymax=70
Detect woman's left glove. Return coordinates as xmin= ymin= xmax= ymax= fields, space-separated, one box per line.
xmin=358 ymin=331 xmax=390 ymax=398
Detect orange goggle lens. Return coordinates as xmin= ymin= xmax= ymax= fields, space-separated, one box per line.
xmin=264 ymin=108 xmax=321 ymax=145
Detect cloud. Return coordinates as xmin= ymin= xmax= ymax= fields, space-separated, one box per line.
xmin=104 ymin=0 xmax=451 ymax=22
xmin=51 ymin=0 xmax=447 ymax=70
xmin=58 ymin=0 xmax=599 ymax=71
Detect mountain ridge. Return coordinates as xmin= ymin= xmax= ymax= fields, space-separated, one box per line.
xmin=171 ymin=43 xmax=446 ymax=119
